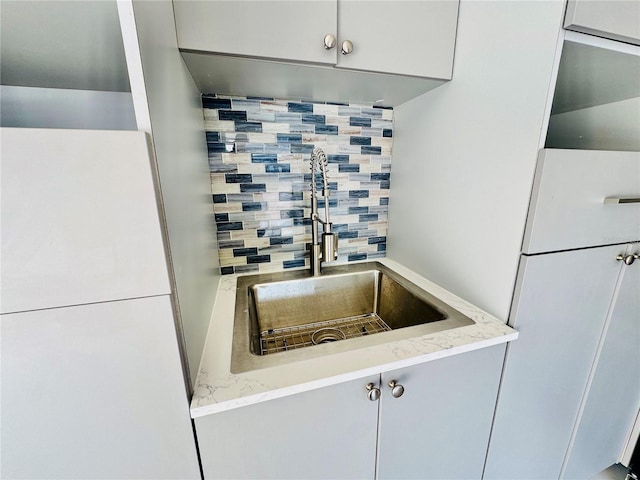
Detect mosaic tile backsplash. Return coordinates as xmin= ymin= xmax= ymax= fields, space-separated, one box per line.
xmin=203 ymin=94 xmax=393 ymax=275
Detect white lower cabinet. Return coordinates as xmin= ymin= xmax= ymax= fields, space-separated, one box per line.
xmin=195 ymin=344 xmax=506 ymax=479
xmin=484 ymin=243 xmax=640 ymax=479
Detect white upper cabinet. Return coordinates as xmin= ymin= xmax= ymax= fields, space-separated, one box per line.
xmin=336 ymin=1 xmax=458 ymax=79
xmin=0 ymin=128 xmax=171 ymax=314
xmin=173 ymin=0 xmax=338 ymax=65
xmin=564 ymin=0 xmax=640 ymax=46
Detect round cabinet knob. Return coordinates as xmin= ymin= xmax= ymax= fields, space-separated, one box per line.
xmin=323 ymin=34 xmax=337 ymax=50
xmin=388 ymin=380 xmax=405 ymax=398
xmin=341 ymin=40 xmax=354 ymax=55
xmin=366 ymin=383 xmax=381 ymax=401
xmin=616 ymin=254 xmax=639 ymax=265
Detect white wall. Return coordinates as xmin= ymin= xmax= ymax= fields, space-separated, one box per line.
xmin=0 ymin=85 xmax=136 ymax=130
xmin=118 ymin=0 xmax=220 ymax=387
xmin=388 ymin=0 xmax=565 ymax=321
xmin=546 ymin=97 xmax=640 ymax=151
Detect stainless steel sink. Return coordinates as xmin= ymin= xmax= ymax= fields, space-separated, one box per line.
xmin=230 ymin=262 xmax=475 ymax=373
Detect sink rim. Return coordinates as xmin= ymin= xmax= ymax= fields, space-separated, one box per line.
xmin=230 ymin=261 xmax=476 ymax=374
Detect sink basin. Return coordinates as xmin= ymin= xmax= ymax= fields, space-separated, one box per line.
xmin=230 ymin=262 xmax=475 ymax=373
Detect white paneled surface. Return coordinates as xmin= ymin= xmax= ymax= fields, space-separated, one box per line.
xmin=389 ymin=0 xmax=566 ymax=321
xmin=0 ymin=128 xmax=170 ymax=314
xmin=0 ymin=296 xmax=200 ymax=479
xmin=121 ymin=0 xmax=220 ymax=387
xmin=564 ymin=0 xmax=640 ymax=45
xmin=484 ymin=246 xmax=622 ymax=479
xmin=0 ymin=86 xmax=137 ymax=130
xmin=523 ymin=149 xmax=640 ymax=254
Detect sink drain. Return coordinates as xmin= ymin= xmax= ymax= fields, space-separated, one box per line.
xmin=311 ymin=328 xmax=347 ymax=345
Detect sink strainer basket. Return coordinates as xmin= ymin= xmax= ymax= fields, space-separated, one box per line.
xmin=311 ymin=328 xmax=347 ymax=345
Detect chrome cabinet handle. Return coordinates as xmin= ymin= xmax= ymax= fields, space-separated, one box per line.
xmin=341 ymin=40 xmax=353 ymax=55
xmin=604 ymin=197 xmax=640 ymax=204
xmin=616 ymin=254 xmax=640 ymax=265
xmin=366 ymin=383 xmax=381 ymax=401
xmin=388 ymin=380 xmax=405 ymax=398
xmin=323 ymin=34 xmax=336 ymax=50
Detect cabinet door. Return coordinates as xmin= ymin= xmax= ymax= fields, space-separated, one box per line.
xmin=195 ymin=375 xmax=379 ymax=479
xmin=377 ymin=345 xmax=506 ymax=480
xmin=564 ymin=0 xmax=640 ymax=45
xmin=484 ymin=246 xmax=623 ymax=479
xmin=337 ymin=0 xmax=458 ymax=79
xmin=563 ymin=244 xmax=640 ymax=479
xmin=173 ymin=0 xmax=337 ymax=65
xmin=0 ymin=128 xmax=170 ymax=314
xmin=1 ymin=296 xmax=200 ymax=479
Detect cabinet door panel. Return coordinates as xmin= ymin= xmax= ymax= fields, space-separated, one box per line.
xmin=563 ymin=244 xmax=640 ymax=479
xmin=484 ymin=246 xmax=623 ymax=479
xmin=0 ymin=296 xmax=199 ymax=479
xmin=1 ymin=128 xmax=170 ymax=313
xmin=377 ymin=344 xmax=506 ymax=480
xmin=173 ymin=0 xmax=337 ymax=65
xmin=564 ymin=0 xmax=640 ymax=45
xmin=337 ymin=0 xmax=458 ymax=79
xmin=195 ymin=375 xmax=379 ymax=479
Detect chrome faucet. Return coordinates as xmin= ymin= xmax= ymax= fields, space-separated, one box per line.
xmin=309 ymin=147 xmax=337 ymax=275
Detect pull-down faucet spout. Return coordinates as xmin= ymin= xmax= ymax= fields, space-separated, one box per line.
xmin=309 ymin=147 xmax=337 ymax=275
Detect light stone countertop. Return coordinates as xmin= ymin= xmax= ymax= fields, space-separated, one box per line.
xmin=190 ymin=258 xmax=518 ymax=418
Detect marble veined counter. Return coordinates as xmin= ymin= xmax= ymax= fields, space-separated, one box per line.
xmin=190 ymin=258 xmax=518 ymax=418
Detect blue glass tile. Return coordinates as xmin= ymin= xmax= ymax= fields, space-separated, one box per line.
xmin=315 ymin=124 xmax=338 ymax=135
xmin=247 ymin=111 xmax=276 ymax=123
xmin=349 ymin=173 xmax=372 ymax=182
xmin=361 ymin=108 xmax=383 ymax=118
xmin=202 ymin=97 xmax=231 ymax=109
xmin=225 ymin=173 xmax=252 ymax=183
xmin=338 ymin=106 xmax=361 ymax=116
xmin=251 ymin=153 xmax=278 ymax=164
xmin=242 ymin=202 xmax=263 ymax=212
xmin=278 ymin=173 xmax=304 ymax=182
xmin=221 ymin=266 xmax=235 ymax=275
xmin=291 ymin=144 xmax=314 ymax=154
xmin=316 ymin=199 xmax=338 ymax=208
xmin=383 ymin=129 xmax=393 ymax=138
xmin=219 ymin=240 xmax=245 ymax=249
xmin=349 ymin=206 xmax=369 ymax=214
xmin=380 ymin=180 xmax=391 ymax=189
xmin=302 ymin=114 xmax=326 ymax=124
xmin=235 ymin=264 xmax=260 ymax=273
xmin=270 ymin=236 xmax=294 ymax=245
xmin=266 ymin=164 xmax=290 ymax=173
xmin=209 ymin=162 xmax=237 ymax=173
xmin=277 ymin=133 xmax=303 ymax=143
xmin=350 ymin=117 xmax=372 ymax=127
xmin=207 ymin=142 xmax=227 ymax=153
xmin=339 ymin=231 xmax=359 ymax=239
xmin=350 ymin=136 xmax=372 ymax=146
xmin=377 ymin=243 xmax=387 ymax=252
xmin=293 ymin=218 xmax=312 ymax=227
xmin=348 ymin=253 xmax=368 ymax=261
xmin=349 ymin=190 xmax=369 ymax=198
xmin=275 ymin=112 xmax=302 ymax=123
xmin=235 ymin=122 xmax=262 ymax=133
xmin=279 ymin=192 xmax=303 ymax=201
xmin=368 ymin=236 xmax=386 ymax=244
xmin=280 ymin=209 xmax=304 ymax=219
xmin=240 ymin=183 xmax=266 ymax=192
xmin=339 ymin=164 xmax=360 ymax=173
xmin=212 ymin=194 xmax=227 ymax=203
xmin=332 ymin=223 xmax=348 ymax=232
xmin=227 ymin=193 xmax=254 ymax=202
xmin=248 ymin=96 xmax=274 ymax=101
xmin=327 ymin=154 xmax=349 ymax=164
xmin=247 ymin=255 xmax=271 ymax=264
xmin=236 ymin=142 xmax=265 ymax=153
xmin=289 ymin=123 xmax=315 ymax=134
xmin=264 ymin=143 xmax=291 ymax=154
xmin=219 ymin=110 xmax=247 ymax=121
xmin=284 ymin=259 xmax=305 ymax=269
xmin=380 ymin=197 xmax=389 ymax=206
xmin=371 ymin=173 xmax=390 ymax=181
xmin=362 ymin=146 xmax=382 ymax=155
xmin=233 ymin=247 xmax=258 ymax=257
xmin=217 ymin=231 xmax=231 ymax=241
xmin=288 ymin=102 xmax=313 ymax=113
xmin=206 ymin=132 xmax=220 ymax=142
xmin=230 ymin=98 xmax=260 ymax=110
xmin=217 ymin=222 xmax=244 ymax=231
xmin=215 ymin=213 xmax=229 ymax=222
